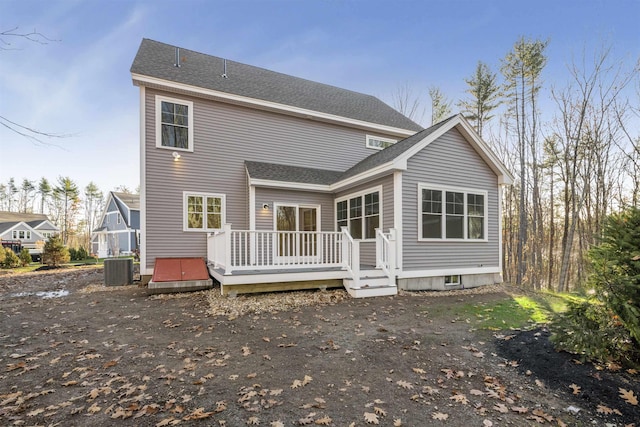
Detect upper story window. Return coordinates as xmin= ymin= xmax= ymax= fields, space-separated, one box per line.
xmin=366 ymin=135 xmax=397 ymax=150
xmin=419 ymin=184 xmax=487 ymax=241
xmin=117 ymin=213 xmax=122 ymax=225
xmin=156 ymin=95 xmax=194 ymax=152
xmin=183 ymin=192 xmax=225 ymax=231
xmin=12 ymin=230 xmax=31 ymax=240
xmin=336 ymin=186 xmax=381 ymax=240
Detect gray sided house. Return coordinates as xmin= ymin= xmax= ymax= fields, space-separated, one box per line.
xmin=91 ymin=192 xmax=140 ymax=258
xmin=0 ymin=211 xmax=59 ymax=257
xmin=131 ymin=39 xmax=513 ymax=297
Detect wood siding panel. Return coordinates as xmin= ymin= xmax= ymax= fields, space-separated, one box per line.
xmin=143 ymin=88 xmax=400 ymax=270
xmin=402 ymin=128 xmax=500 ymax=271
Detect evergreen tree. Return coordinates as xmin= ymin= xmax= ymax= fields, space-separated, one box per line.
xmin=2 ymin=248 xmax=20 ymax=268
xmin=42 ymin=234 xmax=70 ymax=267
xmin=428 ymin=86 xmax=452 ymax=125
xmin=552 ymin=207 xmax=640 ymax=366
xmin=458 ymin=61 xmax=500 ymax=137
xmin=53 ymin=176 xmax=79 ymax=245
xmin=37 ymin=177 xmax=52 ymax=214
xmin=19 ymin=247 xmax=32 ymax=266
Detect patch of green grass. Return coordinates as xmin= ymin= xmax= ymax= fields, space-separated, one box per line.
xmin=448 ymin=292 xmax=586 ymax=331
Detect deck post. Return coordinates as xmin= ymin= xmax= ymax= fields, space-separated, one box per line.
xmin=388 ymin=228 xmax=397 ymax=286
xmin=223 ymin=223 xmax=233 ymax=275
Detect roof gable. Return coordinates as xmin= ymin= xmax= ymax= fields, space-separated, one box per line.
xmin=245 ymin=115 xmax=513 ymax=190
xmin=131 ymin=39 xmax=422 ymax=135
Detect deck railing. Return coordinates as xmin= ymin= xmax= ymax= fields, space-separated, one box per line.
xmin=375 ymin=228 xmax=397 ymax=286
xmin=208 ymin=224 xmax=353 ymax=276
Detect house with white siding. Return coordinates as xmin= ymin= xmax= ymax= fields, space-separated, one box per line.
xmin=0 ymin=211 xmax=59 ymax=259
xmin=91 ymin=192 xmax=140 ymax=258
xmin=131 ymin=39 xmax=513 ymax=297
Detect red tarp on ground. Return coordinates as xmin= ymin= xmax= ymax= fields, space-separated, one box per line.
xmin=151 ymin=258 xmax=209 ymax=282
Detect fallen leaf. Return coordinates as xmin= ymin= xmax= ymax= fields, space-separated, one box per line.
xmin=511 ymin=406 xmax=529 ymax=414
xmin=432 ymin=412 xmax=448 ymax=420
xmin=483 ymin=420 xmax=493 ymax=427
xmin=374 ymin=407 xmax=386 ymax=416
xmin=493 ymin=403 xmax=508 ymax=413
xmin=315 ymin=415 xmax=332 ymax=425
xmin=569 ymin=384 xmax=581 ymax=395
xmin=396 ymin=380 xmax=413 ymax=389
xmin=364 ymin=412 xmax=379 ymax=424
xmin=247 ymin=416 xmax=259 ymax=425
xmin=620 ymin=388 xmax=638 ymax=405
xmin=452 ymin=391 xmax=469 ymax=404
xmin=597 ymin=404 xmax=613 ymax=414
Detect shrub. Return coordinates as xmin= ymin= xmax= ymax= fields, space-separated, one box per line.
xmin=552 ymin=207 xmax=640 ymax=367
xmin=77 ymin=246 xmax=88 ymax=260
xmin=42 ymin=234 xmax=70 ymax=267
xmin=0 ymin=247 xmax=5 ymax=266
xmin=68 ymin=247 xmax=77 ymax=261
xmin=19 ymin=248 xmax=32 ymax=267
xmin=2 ymin=248 xmax=20 ymax=268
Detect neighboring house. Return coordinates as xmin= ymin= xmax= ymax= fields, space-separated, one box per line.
xmin=131 ymin=39 xmax=513 ymax=297
xmin=91 ymin=192 xmax=140 ymax=258
xmin=0 ymin=211 xmax=59 ymax=258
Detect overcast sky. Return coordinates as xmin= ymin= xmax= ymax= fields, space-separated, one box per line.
xmin=1 ymin=0 xmax=638 ymax=195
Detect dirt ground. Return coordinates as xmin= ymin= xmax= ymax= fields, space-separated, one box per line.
xmin=0 ymin=266 xmax=638 ymax=426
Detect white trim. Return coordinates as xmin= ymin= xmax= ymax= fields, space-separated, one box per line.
xmin=140 ymin=86 xmax=150 ymax=275
xmin=335 ymin=185 xmax=383 ymax=241
xmin=398 ymin=266 xmax=501 ymax=279
xmin=366 ymin=134 xmax=397 ymax=150
xmin=249 ymin=184 xmax=256 ymax=231
xmin=393 ymin=171 xmax=403 ymax=271
xmin=417 ymin=183 xmax=488 ymax=242
xmin=272 ymin=202 xmax=322 ymax=233
xmin=498 ymin=184 xmax=504 ymax=273
xmin=249 ymin=178 xmax=331 ymax=192
xmin=155 ymin=94 xmax=194 ymax=152
xmin=102 ymin=229 xmax=132 ymax=234
xmin=210 ymin=267 xmax=349 ymax=286
xmin=182 ymin=191 xmax=226 ymax=232
xmin=32 ymin=220 xmax=59 ymax=231
xmin=133 ymin=73 xmax=417 ymax=138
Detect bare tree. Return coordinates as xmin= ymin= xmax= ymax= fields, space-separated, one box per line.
xmin=391 ymin=82 xmax=426 ymax=124
xmin=0 ymin=27 xmax=69 ymax=145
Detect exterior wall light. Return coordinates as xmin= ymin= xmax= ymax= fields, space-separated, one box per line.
xmin=172 ymin=152 xmax=181 ymax=161
xmin=262 ymin=203 xmax=269 ymax=210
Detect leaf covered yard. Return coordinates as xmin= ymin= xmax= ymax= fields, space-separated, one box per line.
xmin=0 ymin=267 xmax=638 ymax=426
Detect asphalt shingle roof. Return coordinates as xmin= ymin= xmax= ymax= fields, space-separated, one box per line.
xmin=245 ymin=161 xmax=343 ymax=186
xmin=0 ymin=211 xmax=49 ymax=224
xmin=131 ymin=39 xmax=423 ymax=133
xmin=113 ymin=192 xmax=140 ymax=210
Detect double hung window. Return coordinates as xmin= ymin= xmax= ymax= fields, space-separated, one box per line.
xmin=336 ymin=187 xmax=381 ymax=240
xmin=183 ymin=192 xmax=225 ymax=231
xmin=156 ymin=96 xmax=194 ymax=151
xmin=419 ymin=185 xmax=486 ymax=240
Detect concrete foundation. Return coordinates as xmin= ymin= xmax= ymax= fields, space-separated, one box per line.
xmin=397 ymin=272 xmax=502 ymax=291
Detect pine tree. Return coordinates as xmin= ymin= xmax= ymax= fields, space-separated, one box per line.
xmin=458 ymin=61 xmax=500 ymax=137
xmin=428 ymin=86 xmax=452 ymax=125
xmin=42 ymin=234 xmax=70 ymax=267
